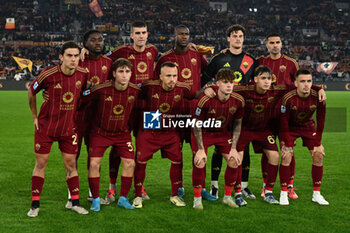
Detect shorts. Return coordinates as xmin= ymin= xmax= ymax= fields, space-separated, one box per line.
xmin=88 ymin=132 xmax=134 ymax=159
xmin=136 ymin=130 xmax=182 ymax=163
xmin=191 ymin=131 xmax=232 ymax=155
xmin=34 ymin=130 xmax=78 ymax=154
xmin=237 ymin=130 xmax=278 ymax=152
xmin=281 ymin=126 xmax=319 ymax=150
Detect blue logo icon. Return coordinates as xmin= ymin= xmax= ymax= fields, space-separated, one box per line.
xmin=143 ymin=110 xmax=161 ymax=129
xmin=33 ymin=81 xmax=38 ymax=90
xmin=281 ymin=105 xmax=286 ymax=113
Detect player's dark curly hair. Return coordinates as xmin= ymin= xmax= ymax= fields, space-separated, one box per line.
xmin=217 ymin=68 xmax=235 ymax=82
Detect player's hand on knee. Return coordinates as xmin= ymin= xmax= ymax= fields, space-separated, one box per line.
xmin=313 ymin=145 xmax=325 ymax=156
xmin=204 ymin=87 xmax=216 ymax=98
xmin=228 ymin=148 xmax=240 ymax=166
xmin=194 ymin=150 xmax=207 ymax=168
xmin=281 ymin=146 xmax=293 ymax=159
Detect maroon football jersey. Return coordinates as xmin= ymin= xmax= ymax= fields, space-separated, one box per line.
xmin=108 ymin=44 xmax=158 ymax=84
xmin=257 ymin=54 xmax=299 ymax=85
xmin=280 ymin=89 xmax=326 ymax=146
xmin=139 ymin=80 xmax=194 ymax=132
xmin=30 ymin=65 xmax=88 ymax=137
xmin=154 ymin=48 xmax=207 ymax=92
xmin=194 ymin=92 xmax=244 ymax=133
xmin=234 ymin=84 xmax=287 ymax=131
xmin=76 ymin=55 xmax=113 ymax=131
xmin=89 ymin=80 xmax=140 ymax=136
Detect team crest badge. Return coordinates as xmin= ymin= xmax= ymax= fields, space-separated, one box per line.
xmin=128 ymin=96 xmax=135 ymax=103
xmin=146 ymin=52 xmax=152 ymax=59
xmin=229 ymin=107 xmax=237 ymax=114
xmin=191 ymin=58 xmax=197 ymax=66
xmin=268 ymin=96 xmax=275 ymax=102
xmin=174 ymin=95 xmax=181 ymax=102
xmin=102 ymin=65 xmax=108 ymax=74
xmin=279 ymin=65 xmax=286 ymax=72
xmin=309 ymin=105 xmax=316 ymax=111
xmin=243 ymin=62 xmax=249 ymax=68
xmin=75 ymin=81 xmax=82 ymax=89
xmin=291 ymin=106 xmax=297 ymax=111
xmin=35 ymin=143 xmax=41 ymax=151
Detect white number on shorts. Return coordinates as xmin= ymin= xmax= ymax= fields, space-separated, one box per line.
xmin=126 ymin=142 xmax=134 ymax=152
xmin=72 ymin=134 xmax=77 ymax=145
xmin=228 ymin=139 xmax=233 ymax=144
xmin=267 ymin=135 xmax=275 ymax=144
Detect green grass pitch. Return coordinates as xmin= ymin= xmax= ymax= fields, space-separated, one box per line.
xmin=0 ymin=91 xmax=349 ymax=233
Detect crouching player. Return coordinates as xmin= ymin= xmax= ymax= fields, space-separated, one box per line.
xmin=279 ymin=69 xmax=328 ymax=205
xmin=192 ymin=68 xmax=244 ymax=209
xmin=87 ymin=58 xmax=140 ymax=211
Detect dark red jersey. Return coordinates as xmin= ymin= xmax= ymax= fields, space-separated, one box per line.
xmin=234 ymin=84 xmax=287 ymax=131
xmin=257 ymin=54 xmax=299 ymax=85
xmin=280 ymin=89 xmax=326 ymax=147
xmin=139 ymin=80 xmax=194 ymax=132
xmin=76 ymin=55 xmax=113 ymax=130
xmin=30 ymin=65 xmax=88 ymax=137
xmin=194 ymin=92 xmax=244 ymax=133
xmin=108 ymin=44 xmax=158 ymax=84
xmin=88 ymin=80 xmax=140 ymax=136
xmin=154 ymin=48 xmax=207 ymax=92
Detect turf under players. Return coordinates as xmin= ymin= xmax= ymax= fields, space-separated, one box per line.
xmin=279 ymin=69 xmax=329 ymax=206
xmin=27 ymin=41 xmax=89 ymax=217
xmin=87 ymin=58 xmax=140 ymax=211
xmin=191 ymin=68 xmax=244 ymax=209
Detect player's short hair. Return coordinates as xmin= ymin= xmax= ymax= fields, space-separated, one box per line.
xmin=83 ymin=30 xmax=103 ymax=48
xmin=216 ymin=68 xmax=235 ymax=82
xmin=174 ymin=25 xmax=189 ymax=34
xmin=226 ymin=24 xmax=246 ymax=37
xmin=60 ymin=41 xmax=81 ymax=55
xmin=266 ymin=33 xmax=281 ymax=40
xmin=295 ymin=68 xmax=312 ymax=78
xmin=254 ymin=65 xmax=273 ymax=77
xmin=160 ymin=62 xmax=177 ymax=74
xmin=131 ymin=21 xmax=147 ymax=31
xmin=112 ymin=58 xmax=132 ymax=71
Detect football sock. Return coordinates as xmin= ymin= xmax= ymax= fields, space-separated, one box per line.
xmin=225 ymin=166 xmax=237 ymax=187
xmin=193 ymin=187 xmax=202 ymax=198
xmin=266 ymin=163 xmax=278 ymax=191
xmin=211 ymin=180 xmax=219 ymax=189
xmin=289 ymin=155 xmax=296 ymax=186
xmin=192 ymin=166 xmax=205 ymax=190
xmin=134 ymin=162 xmax=146 ymax=197
xmin=88 ymin=177 xmax=100 ymax=199
xmin=241 ymin=181 xmax=248 ymax=190
xmin=279 ymin=164 xmax=290 ymax=191
xmin=312 ymin=165 xmax=323 ymax=191
xmin=120 ymin=176 xmax=132 ymax=197
xmin=241 ymin=145 xmax=250 ymax=182
xmin=234 ymin=165 xmax=242 ymax=193
xmin=170 ymin=163 xmax=182 ymax=196
xmin=261 ymin=153 xmax=268 ymax=183
xmin=211 ymin=149 xmax=223 ymax=181
xmin=31 ymin=176 xmax=44 ymax=203
xmin=224 ymin=185 xmax=234 ymax=196
xmin=109 ymin=182 xmax=116 ymax=190
xmin=67 ymin=176 xmax=80 ymax=201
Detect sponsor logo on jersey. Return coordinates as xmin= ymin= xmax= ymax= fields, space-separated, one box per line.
xmin=209 ymin=109 xmax=216 ymax=114
xmin=181 ymin=68 xmax=191 ymax=79
xmin=54 ymin=83 xmax=62 ymax=89
xmin=90 ymin=75 xmax=100 ymax=84
xmin=137 ymin=62 xmax=147 ymax=73
xmin=105 ymin=96 xmax=112 ymax=101
xmin=224 ymin=62 xmax=231 ymax=68
xmin=62 ymin=92 xmax=74 ymax=103
xmin=160 ymin=103 xmax=171 ymax=113
xmin=113 ymin=104 xmax=124 ymax=115
xmin=152 ymin=93 xmax=159 ymax=99
xmin=128 ymin=55 xmax=135 ymax=60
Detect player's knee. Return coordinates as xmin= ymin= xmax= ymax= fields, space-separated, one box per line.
xmin=227 ymin=160 xmax=238 ymax=168
xmin=281 ymin=154 xmax=292 ymax=165
xmin=89 ymin=158 xmax=101 ymax=170
xmin=122 ymin=159 xmax=135 ymax=169
xmin=35 ymin=158 xmax=48 ymax=170
xmin=313 ymin=152 xmax=324 ymax=165
xmin=195 ymin=160 xmax=206 ymax=169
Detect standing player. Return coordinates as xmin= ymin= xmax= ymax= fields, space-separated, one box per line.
xmin=132 ymin=62 xmax=195 ymax=208
xmin=27 ymin=41 xmax=89 ymax=217
xmin=73 ymin=30 xmax=113 ymax=205
xmin=106 ymin=21 xmax=158 ymax=202
xmin=154 ymin=25 xmax=211 ymax=200
xmin=279 ymin=69 xmax=328 ymax=206
xmin=191 ymin=69 xmax=244 ymax=209
xmin=257 ymin=33 xmax=299 ymax=199
xmin=205 ymin=24 xmax=258 ymax=200
xmin=87 ymin=58 xmax=140 ymax=211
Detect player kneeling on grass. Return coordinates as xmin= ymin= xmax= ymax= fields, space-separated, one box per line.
xmin=27 ymin=41 xmax=90 ymax=217
xmin=279 ymin=69 xmax=328 ymax=206
xmin=192 ymin=68 xmax=244 ymax=209
xmin=87 ymin=58 xmax=140 ymax=211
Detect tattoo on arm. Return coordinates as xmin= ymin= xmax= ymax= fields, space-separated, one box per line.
xmin=231 ymin=118 xmax=242 ymax=149
xmin=193 ymin=120 xmax=204 ymax=150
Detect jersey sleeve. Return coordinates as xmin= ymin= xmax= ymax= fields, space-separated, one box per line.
xmin=29 ymin=69 xmax=48 ymax=95
xmin=194 ymin=95 xmax=209 ymax=121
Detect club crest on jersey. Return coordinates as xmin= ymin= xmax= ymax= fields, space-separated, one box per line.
xmin=113 ymin=105 xmax=124 ymax=115
xmin=33 ymin=81 xmax=38 ymax=90
xmin=229 ymin=107 xmax=237 ymax=114
xmin=281 ymin=105 xmax=286 ymax=113
xmin=279 ymin=65 xmax=286 ymax=72
xmin=191 ymin=58 xmax=197 ymax=66
xmin=174 ymin=95 xmax=181 ymax=102
xmin=146 ymin=52 xmax=152 ymax=59
xmin=128 ymin=96 xmax=135 ymax=103
xmin=35 ymin=143 xmax=41 ymax=151
xmin=102 ymin=65 xmax=108 ymax=74
xmin=75 ymin=81 xmax=82 ymax=89
xmin=309 ymin=105 xmax=316 ymax=111
xmin=63 ymin=92 xmax=74 ymax=103
xmin=195 ymin=107 xmax=201 ymax=116
xmin=143 ymin=110 xmax=161 ymax=129
xmin=181 ymin=68 xmax=192 ymax=79
xmin=243 ymin=62 xmax=249 ymax=68
xmin=137 ymin=62 xmax=147 ymax=73
xmin=160 ymin=103 xmax=170 ymax=113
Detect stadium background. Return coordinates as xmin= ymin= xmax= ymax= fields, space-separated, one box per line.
xmin=0 ymin=0 xmax=349 ymax=232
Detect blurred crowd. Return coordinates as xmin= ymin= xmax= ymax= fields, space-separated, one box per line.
xmin=1 ymin=0 xmax=349 ymax=80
